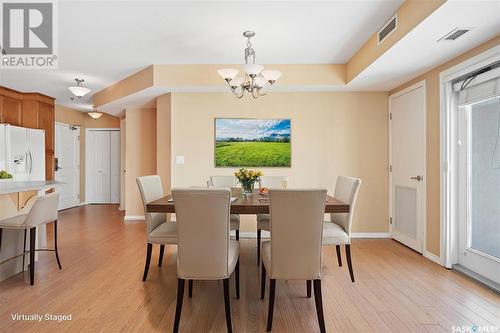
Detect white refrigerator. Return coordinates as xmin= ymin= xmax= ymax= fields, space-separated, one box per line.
xmin=0 ymin=124 xmax=46 ymax=181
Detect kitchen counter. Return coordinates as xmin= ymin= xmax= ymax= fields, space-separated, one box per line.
xmin=0 ymin=180 xmax=64 ymax=195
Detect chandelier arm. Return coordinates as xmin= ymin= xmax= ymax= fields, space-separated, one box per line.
xmin=251 ymin=89 xmax=259 ymax=99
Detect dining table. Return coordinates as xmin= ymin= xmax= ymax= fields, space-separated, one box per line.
xmin=146 ymin=189 xmax=350 ymax=214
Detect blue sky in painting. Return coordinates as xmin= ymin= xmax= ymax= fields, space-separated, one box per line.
xmin=216 ymin=119 xmax=291 ymax=140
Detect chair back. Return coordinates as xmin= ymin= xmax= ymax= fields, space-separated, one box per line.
xmin=208 ymin=175 xmax=235 ymax=188
xmin=173 ymin=188 xmax=231 ymax=279
xmin=136 ymin=175 xmax=165 ymax=234
xmin=269 ymin=189 xmax=326 ymax=280
xmin=331 ymin=176 xmax=361 ymax=235
xmin=259 ymin=176 xmax=286 ymax=189
xmin=25 ymin=192 xmax=60 ymax=228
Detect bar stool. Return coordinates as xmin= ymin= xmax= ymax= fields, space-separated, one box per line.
xmin=0 ymin=192 xmax=61 ymax=285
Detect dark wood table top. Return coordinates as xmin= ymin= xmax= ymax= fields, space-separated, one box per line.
xmin=146 ymin=189 xmax=350 ymax=214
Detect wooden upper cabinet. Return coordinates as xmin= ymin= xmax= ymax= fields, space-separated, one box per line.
xmin=0 ymin=86 xmax=56 ymax=180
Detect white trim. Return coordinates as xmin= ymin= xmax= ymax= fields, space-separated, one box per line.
xmin=388 ymin=80 xmax=427 ymax=254
xmin=423 ymin=250 xmax=441 ymax=265
xmin=124 ymin=215 xmax=145 ymax=221
xmin=439 ymin=44 xmax=500 ymax=269
xmin=79 ymin=201 xmax=87 ymax=206
xmin=351 ymin=232 xmax=391 ymax=239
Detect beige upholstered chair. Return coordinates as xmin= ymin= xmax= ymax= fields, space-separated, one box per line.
xmin=136 ymin=175 xmax=177 ymax=282
xmin=207 ymin=175 xmax=240 ymax=241
xmin=323 ymin=176 xmax=361 ymax=282
xmin=0 ymin=192 xmax=61 ymax=285
xmin=256 ymin=176 xmax=286 ymax=265
xmin=172 ymin=188 xmax=239 ymax=333
xmin=260 ymin=189 xmax=326 ymax=332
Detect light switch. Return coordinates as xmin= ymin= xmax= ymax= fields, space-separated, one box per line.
xmin=176 ymin=155 xmax=185 ymax=165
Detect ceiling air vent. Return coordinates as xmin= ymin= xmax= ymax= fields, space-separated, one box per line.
xmin=378 ymin=15 xmax=397 ymax=45
xmin=438 ymin=28 xmax=472 ymax=42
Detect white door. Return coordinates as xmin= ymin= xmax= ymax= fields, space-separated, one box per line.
xmin=55 ymin=123 xmax=80 ymax=210
xmin=110 ymin=131 xmax=120 ymax=204
xmin=86 ymin=129 xmax=120 ymax=204
xmin=389 ymin=82 xmax=426 ymax=253
xmin=28 ymin=128 xmax=46 ymax=181
xmin=87 ymin=130 xmax=111 ymax=203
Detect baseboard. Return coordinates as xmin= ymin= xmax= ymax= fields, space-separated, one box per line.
xmin=79 ymin=202 xmax=87 ymax=206
xmin=124 ymin=215 xmax=145 ymax=221
xmin=237 ymin=231 xmax=270 ymax=239
xmin=350 ymin=232 xmax=391 ymax=238
xmin=423 ymin=250 xmax=442 ymax=265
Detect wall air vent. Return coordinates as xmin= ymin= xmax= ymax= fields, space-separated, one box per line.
xmin=438 ymin=28 xmax=472 ymax=42
xmin=378 ymin=15 xmax=397 ymax=45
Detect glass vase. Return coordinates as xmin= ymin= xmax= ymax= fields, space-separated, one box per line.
xmin=241 ymin=182 xmax=255 ymax=196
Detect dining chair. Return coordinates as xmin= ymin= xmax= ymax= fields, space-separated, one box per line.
xmin=207 ymin=175 xmax=240 ymax=241
xmin=136 ymin=175 xmax=178 ymax=282
xmin=256 ymin=176 xmax=286 ymax=265
xmin=260 ymin=189 xmax=327 ymax=332
xmin=0 ymin=192 xmax=61 ymax=285
xmin=172 ymin=188 xmax=239 ymax=333
xmin=322 ymin=176 xmax=361 ymax=283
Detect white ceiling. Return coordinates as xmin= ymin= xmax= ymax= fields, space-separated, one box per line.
xmin=0 ymin=0 xmax=404 ymax=111
xmin=1 ymin=0 xmax=499 ymax=114
xmin=348 ymin=0 xmax=500 ymax=91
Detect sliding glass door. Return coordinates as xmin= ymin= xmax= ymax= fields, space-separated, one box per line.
xmin=457 ymin=74 xmax=500 ymax=284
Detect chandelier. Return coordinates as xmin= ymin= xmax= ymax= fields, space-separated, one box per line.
xmin=68 ymin=78 xmax=91 ymax=100
xmin=88 ymin=105 xmax=103 ymax=119
xmin=217 ymin=31 xmax=282 ymax=99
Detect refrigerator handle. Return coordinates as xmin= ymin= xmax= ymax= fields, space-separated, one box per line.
xmin=29 ymin=151 xmax=33 ymax=174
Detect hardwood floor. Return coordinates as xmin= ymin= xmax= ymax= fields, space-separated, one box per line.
xmin=0 ymin=205 xmax=499 ymax=332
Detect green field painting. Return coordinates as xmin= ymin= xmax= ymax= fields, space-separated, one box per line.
xmin=215 ymin=119 xmax=291 ymax=167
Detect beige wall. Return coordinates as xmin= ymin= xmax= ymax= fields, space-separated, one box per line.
xmin=125 ymin=107 xmax=157 ymax=217
xmin=170 ymin=92 xmax=388 ymax=233
xmin=390 ymin=35 xmax=500 ymax=256
xmin=156 ymin=94 xmax=172 ymax=195
xmin=55 ymin=105 xmax=120 ymax=202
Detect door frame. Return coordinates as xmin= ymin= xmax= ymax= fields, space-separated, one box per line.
xmin=388 ymin=80 xmax=427 ymax=254
xmin=85 ymin=128 xmax=120 ymax=203
xmin=55 ymin=121 xmax=81 ymax=210
xmin=439 ymin=45 xmax=500 ymax=269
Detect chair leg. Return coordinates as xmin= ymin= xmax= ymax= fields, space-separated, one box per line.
xmin=306 ymin=280 xmax=312 ymax=298
xmin=261 ymin=262 xmax=266 ymax=299
xmin=159 ymin=244 xmax=165 ymax=267
xmin=235 ymin=256 xmax=240 ymax=299
xmin=257 ymin=229 xmax=261 ymax=265
xmin=345 ymin=244 xmax=355 ymax=282
xmin=313 ymin=280 xmax=326 ymax=333
xmin=54 ymin=220 xmax=62 ymax=270
xmin=22 ymin=229 xmax=27 ymax=271
xmin=173 ymin=278 xmax=185 ymax=333
xmin=29 ymin=227 xmax=36 ymax=285
xmin=336 ymin=245 xmax=342 ymax=267
xmin=223 ymin=278 xmax=233 ymax=333
xmin=142 ymin=243 xmax=152 ymax=282
xmin=188 ymin=280 xmax=193 ymax=298
xmin=0 ymin=228 xmax=2 ymax=250
xmin=266 ymin=279 xmax=276 ymax=331
xmin=235 ymin=230 xmax=239 ymax=241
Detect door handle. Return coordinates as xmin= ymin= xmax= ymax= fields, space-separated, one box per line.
xmin=410 ymin=175 xmax=423 ymax=181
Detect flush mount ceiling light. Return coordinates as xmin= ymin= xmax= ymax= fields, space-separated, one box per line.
xmin=218 ymin=31 xmax=282 ymax=99
xmin=68 ymin=78 xmax=91 ymax=100
xmin=88 ymin=106 xmax=103 ymax=119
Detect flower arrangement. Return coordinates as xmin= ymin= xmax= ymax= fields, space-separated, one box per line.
xmin=234 ymin=168 xmax=263 ymax=196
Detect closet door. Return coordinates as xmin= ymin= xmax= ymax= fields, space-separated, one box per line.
xmin=110 ymin=131 xmax=121 ymax=204
xmin=87 ymin=130 xmax=111 ymax=203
